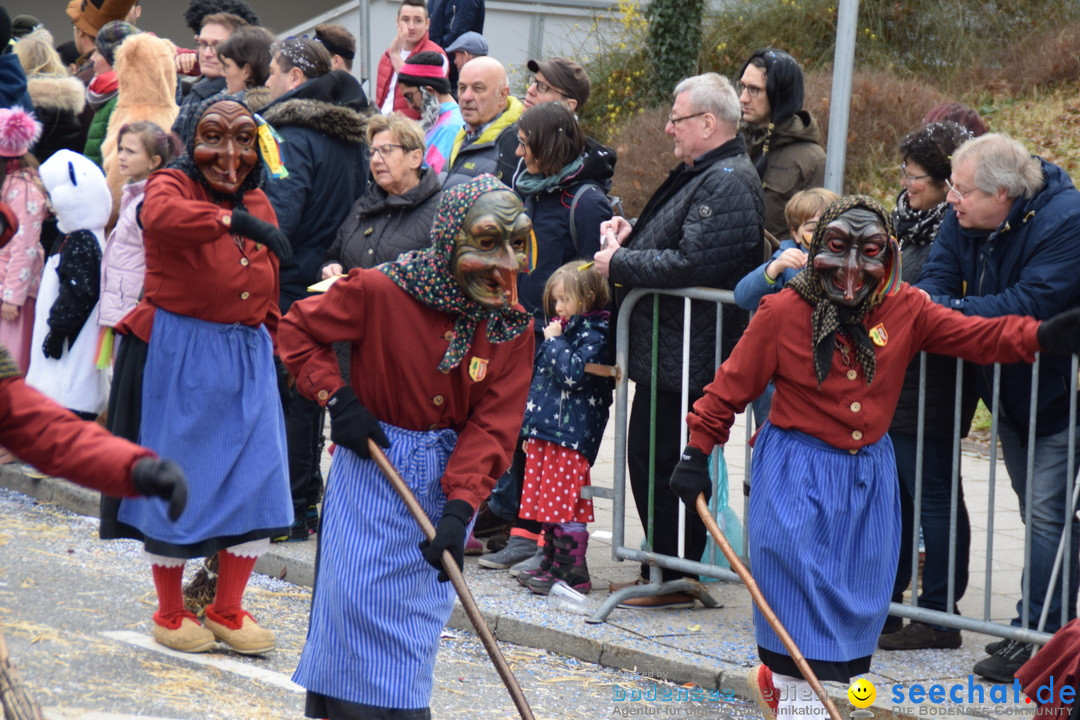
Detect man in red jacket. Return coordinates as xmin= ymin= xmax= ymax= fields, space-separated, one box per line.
xmin=376 ymin=0 xmax=447 ymax=120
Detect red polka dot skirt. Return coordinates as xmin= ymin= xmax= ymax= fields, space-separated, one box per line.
xmin=518 ymin=438 xmax=594 ymax=523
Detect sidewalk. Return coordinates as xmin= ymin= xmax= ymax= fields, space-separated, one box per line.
xmin=0 ymin=408 xmax=1040 ymax=719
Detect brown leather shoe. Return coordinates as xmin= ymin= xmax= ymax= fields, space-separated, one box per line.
xmin=203 ymin=609 xmax=275 ymax=655
xmin=617 ymin=592 xmax=695 ymax=610
xmin=608 ymin=577 xmax=647 ymax=593
xmin=152 ymin=616 xmax=216 ymax=653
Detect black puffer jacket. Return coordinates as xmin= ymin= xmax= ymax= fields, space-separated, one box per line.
xmin=609 ymin=137 xmax=764 ymax=392
xmin=324 ymin=167 xmax=442 ymax=271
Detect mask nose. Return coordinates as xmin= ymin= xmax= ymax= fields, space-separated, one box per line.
xmin=494 ymin=245 xmax=519 ymax=305
xmin=840 ymin=247 xmax=862 ymax=302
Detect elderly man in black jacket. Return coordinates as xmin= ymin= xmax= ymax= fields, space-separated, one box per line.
xmin=594 ymin=72 xmax=763 ymax=608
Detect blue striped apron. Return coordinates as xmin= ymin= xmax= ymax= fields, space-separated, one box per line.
xmin=748 ymin=422 xmax=900 ymax=661
xmin=293 ymin=423 xmax=459 ymax=710
xmin=116 ymin=308 xmax=292 ymax=548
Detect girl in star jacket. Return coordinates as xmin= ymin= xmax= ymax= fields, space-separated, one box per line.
xmin=517 ymin=261 xmax=613 ymax=595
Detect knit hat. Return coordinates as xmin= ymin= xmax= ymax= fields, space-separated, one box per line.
xmin=445 ymin=31 xmax=488 ymax=57
xmin=0 ymin=108 xmax=42 ymax=158
xmin=67 ymin=0 xmax=138 ymax=38
xmin=94 ymin=20 xmax=139 ymax=66
xmin=398 ymin=51 xmax=450 ymax=95
xmin=12 ymin=15 xmax=42 ymax=39
xmin=526 ymin=57 xmax=590 ymax=109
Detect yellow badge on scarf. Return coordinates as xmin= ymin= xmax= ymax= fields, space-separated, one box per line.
xmin=869 ymin=323 xmax=889 ymax=347
xmin=468 ymin=357 xmax=489 ymax=382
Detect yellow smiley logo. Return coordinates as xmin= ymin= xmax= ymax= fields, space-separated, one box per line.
xmin=848 ymin=678 xmax=876 ymax=708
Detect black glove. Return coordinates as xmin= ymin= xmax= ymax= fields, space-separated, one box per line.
xmin=419 ymin=499 xmax=473 ymax=582
xmin=327 ymin=385 xmax=389 ymax=458
xmin=1037 ymin=307 xmax=1080 ymax=357
xmin=230 ymin=209 xmax=293 ymax=263
xmin=131 ymin=458 xmax=189 ymax=521
xmin=42 ymin=331 xmax=66 ymax=359
xmin=668 ymin=446 xmax=712 ymax=507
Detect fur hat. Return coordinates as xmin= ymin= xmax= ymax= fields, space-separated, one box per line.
xmin=66 ymin=0 xmax=138 ymax=38
xmin=0 ymin=108 xmax=42 ymax=158
xmin=94 ymin=20 xmax=139 ymax=66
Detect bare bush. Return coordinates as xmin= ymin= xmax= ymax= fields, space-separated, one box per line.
xmin=607 ymin=107 xmax=672 ymax=219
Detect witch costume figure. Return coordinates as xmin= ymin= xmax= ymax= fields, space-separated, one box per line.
xmin=279 ymin=174 xmax=535 ymax=720
xmin=666 ymin=195 xmax=1080 ymax=718
xmin=99 ymin=98 xmax=294 ymax=656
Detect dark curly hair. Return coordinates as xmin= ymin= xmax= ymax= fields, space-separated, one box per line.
xmin=184 ymin=0 xmax=259 ymax=35
xmin=898 ymin=121 xmax=972 ymax=186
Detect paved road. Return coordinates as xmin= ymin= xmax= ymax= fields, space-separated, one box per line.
xmin=0 ymin=488 xmax=762 ymax=720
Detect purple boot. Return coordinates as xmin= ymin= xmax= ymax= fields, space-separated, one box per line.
xmin=526 ymin=526 xmax=591 ymax=595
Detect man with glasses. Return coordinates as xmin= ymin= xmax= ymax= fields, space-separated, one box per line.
xmin=918 ymin=133 xmax=1080 ymax=682
xmin=172 ymin=12 xmax=250 ymax=145
xmin=591 ymin=73 xmax=763 ymax=608
xmin=442 ymin=55 xmax=521 ymax=188
xmin=261 ymin=36 xmax=370 ymax=543
xmin=492 ymin=56 xmax=615 ymax=190
xmin=737 ymin=48 xmax=826 ymax=242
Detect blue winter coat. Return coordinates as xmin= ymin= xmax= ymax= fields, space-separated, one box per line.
xmin=917 ymin=158 xmax=1080 ymax=437
xmin=733 ymin=238 xmax=805 ymax=311
xmin=517 ymin=176 xmax=612 ymax=325
xmin=521 ymin=313 xmax=613 ymax=464
xmin=0 ymin=54 xmax=33 ymax=113
xmin=428 ymin=0 xmax=485 ymax=48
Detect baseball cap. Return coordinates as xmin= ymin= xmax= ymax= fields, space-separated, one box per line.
xmin=526 ymin=57 xmax=590 ymax=109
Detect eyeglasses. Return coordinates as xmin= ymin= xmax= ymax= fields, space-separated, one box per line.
xmin=945 ymin=178 xmax=977 ymax=201
xmin=516 ymin=138 xmax=527 ymax=148
xmin=667 ymin=111 xmax=705 ymax=126
xmin=735 ymin=81 xmax=764 ymax=99
xmin=899 ymin=163 xmax=931 ymax=185
xmin=367 ymin=143 xmax=404 ymax=159
xmin=529 ymin=78 xmax=568 ymax=97
xmin=195 ymin=40 xmax=221 ymax=52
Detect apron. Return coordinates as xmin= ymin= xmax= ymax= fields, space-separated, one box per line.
xmin=114 ymin=308 xmax=292 ymax=555
xmin=749 ymin=422 xmax=901 ymax=662
xmin=293 ymin=422 xmax=459 ymax=710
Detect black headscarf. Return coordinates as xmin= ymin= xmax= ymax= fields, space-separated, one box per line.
xmin=786 ymin=195 xmax=901 ymax=387
xmin=739 ymin=48 xmax=805 ymax=130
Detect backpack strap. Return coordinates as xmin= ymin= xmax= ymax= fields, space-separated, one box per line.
xmin=569 ymin=182 xmax=606 ymax=250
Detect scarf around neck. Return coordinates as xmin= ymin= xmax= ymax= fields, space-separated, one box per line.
xmin=894 ymin=188 xmax=948 ymax=250
xmin=380 ymin=174 xmax=531 ymax=372
xmin=786 ymin=195 xmax=900 ymax=387
xmin=514 ymin=156 xmax=585 ymax=195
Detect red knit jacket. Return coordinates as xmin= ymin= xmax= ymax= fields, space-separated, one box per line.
xmin=374 ymin=34 xmax=447 ymax=121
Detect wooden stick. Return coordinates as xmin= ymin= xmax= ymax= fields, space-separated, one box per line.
xmin=0 ymin=631 xmax=45 ymax=720
xmin=368 ymin=440 xmax=536 ymax=720
xmin=695 ymin=495 xmax=843 ymax=720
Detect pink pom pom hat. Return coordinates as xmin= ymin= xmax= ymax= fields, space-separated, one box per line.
xmin=0 ymin=107 xmax=42 ymax=158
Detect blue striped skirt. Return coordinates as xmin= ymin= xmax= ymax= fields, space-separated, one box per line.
xmin=116 ymin=309 xmax=292 ymax=553
xmin=293 ymin=423 xmax=459 ymax=710
xmin=749 ymin=422 xmax=900 ymax=662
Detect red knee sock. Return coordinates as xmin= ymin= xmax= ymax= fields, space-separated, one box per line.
xmin=208 ymin=550 xmax=257 ymax=628
xmin=151 ymin=563 xmax=192 ymax=629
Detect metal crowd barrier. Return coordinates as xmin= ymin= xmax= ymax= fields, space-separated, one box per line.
xmin=587 ymin=286 xmax=1077 ymax=650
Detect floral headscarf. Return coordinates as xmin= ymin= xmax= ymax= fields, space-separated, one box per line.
xmin=380 ymin=175 xmax=532 ymax=372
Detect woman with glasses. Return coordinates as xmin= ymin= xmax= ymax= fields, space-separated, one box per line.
xmin=878 ymin=119 xmax=979 ymax=652
xmin=322 ymin=114 xmax=441 ymax=279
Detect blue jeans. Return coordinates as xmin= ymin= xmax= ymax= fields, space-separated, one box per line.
xmin=485 ymin=442 xmax=525 ymax=521
xmin=997 ymin=421 xmax=1080 ymax=633
xmin=887 ymin=431 xmax=970 ymax=629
